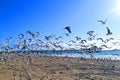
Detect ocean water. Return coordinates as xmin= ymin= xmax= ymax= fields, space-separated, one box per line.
xmin=40 ymin=50 xmax=120 ymax=60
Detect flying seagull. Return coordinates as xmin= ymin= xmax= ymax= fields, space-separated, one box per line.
xmin=97 ymin=18 xmax=107 ymax=25
xmin=18 ymin=34 xmax=24 ymax=39
xmin=55 ymin=36 xmax=63 ymax=40
xmin=106 ymin=27 xmax=112 ymax=35
xmin=35 ymin=32 xmax=40 ymax=37
xmin=64 ymin=26 xmax=71 ymax=33
xmin=45 ymin=36 xmax=52 ymax=40
xmin=87 ymin=31 xmax=94 ymax=36
xmin=65 ymin=33 xmax=70 ymax=36
xmin=26 ymin=31 xmax=38 ymax=38
xmin=101 ymin=45 xmax=109 ymax=48
xmin=81 ymin=40 xmax=87 ymax=44
xmin=75 ymin=37 xmax=81 ymax=40
xmin=26 ymin=30 xmax=32 ymax=35
xmin=97 ymin=38 xmax=104 ymax=42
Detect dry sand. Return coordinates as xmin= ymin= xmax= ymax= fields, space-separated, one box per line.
xmin=0 ymin=54 xmax=120 ymax=80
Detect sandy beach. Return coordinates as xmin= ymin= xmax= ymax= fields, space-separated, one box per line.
xmin=0 ymin=54 xmax=120 ymax=80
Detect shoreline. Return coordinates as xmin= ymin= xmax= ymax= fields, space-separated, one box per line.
xmin=0 ymin=54 xmax=120 ymax=80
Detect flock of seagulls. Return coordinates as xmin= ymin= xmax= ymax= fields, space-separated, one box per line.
xmin=0 ymin=18 xmax=116 ymax=54
xmin=0 ymin=18 xmax=119 ymax=66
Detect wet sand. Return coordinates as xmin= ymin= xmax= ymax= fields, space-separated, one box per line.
xmin=0 ymin=54 xmax=120 ymax=80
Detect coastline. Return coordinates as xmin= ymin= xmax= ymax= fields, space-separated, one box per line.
xmin=0 ymin=54 xmax=120 ymax=80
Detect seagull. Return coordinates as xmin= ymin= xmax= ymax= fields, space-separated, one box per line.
xmin=26 ymin=30 xmax=32 ymax=35
xmin=18 ymin=34 xmax=24 ymax=39
xmin=111 ymin=64 xmax=115 ymax=70
xmin=97 ymin=18 xmax=107 ymax=25
xmin=97 ymin=38 xmax=104 ymax=42
xmin=45 ymin=36 xmax=52 ymax=40
xmin=26 ymin=31 xmax=39 ymax=38
xmin=87 ymin=31 xmax=94 ymax=36
xmin=55 ymin=36 xmax=63 ymax=40
xmin=9 ymin=36 xmax=12 ymax=39
xmin=36 ymin=39 xmax=44 ymax=44
xmin=75 ymin=37 xmax=81 ymax=40
xmin=101 ymin=45 xmax=109 ymax=48
xmin=65 ymin=33 xmax=70 ymax=36
xmin=64 ymin=26 xmax=71 ymax=33
xmin=106 ymin=27 xmax=112 ymax=35
xmin=35 ymin=32 xmax=40 ymax=37
xmin=81 ymin=40 xmax=87 ymax=44
xmin=28 ymin=39 xmax=32 ymax=42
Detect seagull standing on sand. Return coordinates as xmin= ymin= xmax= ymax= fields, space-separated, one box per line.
xmin=64 ymin=26 xmax=71 ymax=33
xmin=106 ymin=27 xmax=112 ymax=35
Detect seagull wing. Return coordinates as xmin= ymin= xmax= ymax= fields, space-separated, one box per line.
xmin=97 ymin=20 xmax=103 ymax=23
xmin=97 ymin=38 xmax=104 ymax=42
xmin=106 ymin=27 xmax=111 ymax=34
xmin=104 ymin=18 xmax=107 ymax=23
xmin=65 ymin=33 xmax=69 ymax=36
xmin=26 ymin=30 xmax=32 ymax=35
xmin=64 ymin=27 xmax=71 ymax=33
xmin=67 ymin=28 xmax=71 ymax=33
xmin=18 ymin=34 xmax=24 ymax=39
xmin=35 ymin=32 xmax=40 ymax=37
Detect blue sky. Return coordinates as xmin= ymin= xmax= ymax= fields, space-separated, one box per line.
xmin=0 ymin=0 xmax=120 ymax=42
